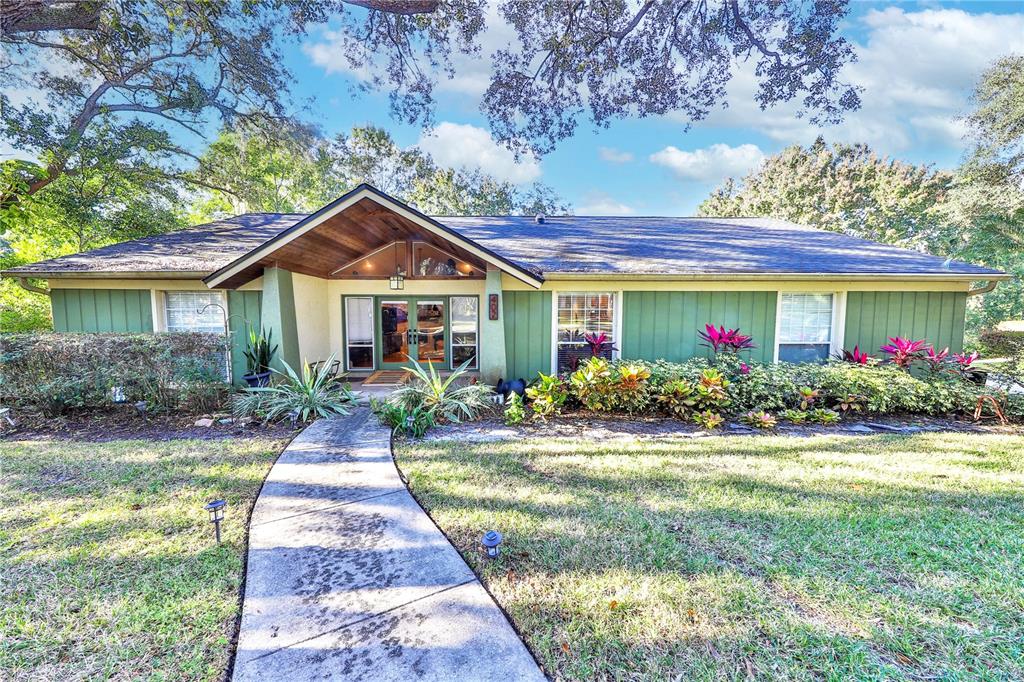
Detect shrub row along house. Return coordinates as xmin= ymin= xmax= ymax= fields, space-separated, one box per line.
xmin=2 ymin=184 xmax=1007 ymax=384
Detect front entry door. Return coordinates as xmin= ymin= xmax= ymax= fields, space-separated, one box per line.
xmin=379 ymin=298 xmax=446 ymax=368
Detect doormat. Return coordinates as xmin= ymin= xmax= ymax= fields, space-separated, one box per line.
xmin=362 ymin=370 xmax=411 ymax=386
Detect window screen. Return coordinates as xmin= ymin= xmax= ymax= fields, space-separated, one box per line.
xmin=556 ymin=292 xmax=615 ymax=372
xmin=778 ymin=293 xmax=833 ymax=363
xmin=164 ymin=291 xmax=226 ymax=333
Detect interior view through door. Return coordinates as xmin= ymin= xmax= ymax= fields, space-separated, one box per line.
xmin=380 ymin=299 xmax=446 ymax=367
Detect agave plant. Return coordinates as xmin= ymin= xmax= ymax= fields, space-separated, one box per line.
xmin=838 ymin=345 xmax=872 ymax=365
xmin=879 ymin=336 xmax=928 ymax=369
xmin=698 ymin=324 xmax=756 ymax=354
xmin=390 ymin=356 xmax=493 ymax=423
xmin=233 ymin=352 xmax=354 ymax=423
xmin=582 ymin=332 xmax=618 ymax=357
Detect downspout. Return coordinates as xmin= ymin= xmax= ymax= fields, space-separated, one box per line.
xmin=17 ymin=277 xmax=50 ymax=297
xmin=967 ymin=280 xmax=999 ymax=297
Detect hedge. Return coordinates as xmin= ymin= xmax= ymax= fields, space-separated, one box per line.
xmin=0 ymin=332 xmax=231 ymax=415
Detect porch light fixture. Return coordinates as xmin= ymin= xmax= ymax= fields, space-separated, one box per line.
xmin=389 ymin=235 xmax=404 ymax=289
xmin=204 ymin=499 xmax=226 ymax=543
xmin=481 ymin=530 xmax=503 ymax=559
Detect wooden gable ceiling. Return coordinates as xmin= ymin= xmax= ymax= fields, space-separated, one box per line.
xmin=216 ymin=197 xmax=489 ymax=288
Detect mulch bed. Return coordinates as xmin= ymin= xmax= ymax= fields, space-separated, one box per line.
xmin=421 ymin=412 xmax=1024 ymax=443
xmin=0 ymin=409 xmax=299 ymax=443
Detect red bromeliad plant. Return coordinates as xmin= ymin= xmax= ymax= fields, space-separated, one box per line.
xmin=839 ymin=345 xmax=872 ymax=365
xmin=923 ymin=346 xmax=950 ymax=372
xmin=582 ymin=332 xmax=618 ymax=357
xmin=698 ymin=324 xmax=756 ymax=354
xmin=952 ymin=351 xmax=980 ymax=370
xmin=879 ymin=336 xmax=928 ymax=369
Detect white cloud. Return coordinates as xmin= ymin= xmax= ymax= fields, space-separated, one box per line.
xmin=417 ymin=122 xmax=541 ymax=184
xmin=576 ymin=191 xmax=634 ymax=215
xmin=598 ymin=147 xmax=634 ymax=163
xmin=692 ymin=7 xmax=1024 ymax=156
xmin=649 ymin=143 xmax=765 ymax=181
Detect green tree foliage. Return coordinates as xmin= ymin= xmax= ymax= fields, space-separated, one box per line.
xmin=698 ymin=137 xmax=953 ymax=250
xmin=190 ymin=124 xmax=569 ymax=221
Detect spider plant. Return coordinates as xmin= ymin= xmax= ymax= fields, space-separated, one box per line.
xmin=390 ymin=356 xmax=493 ymax=423
xmin=233 ymin=352 xmax=355 ymax=423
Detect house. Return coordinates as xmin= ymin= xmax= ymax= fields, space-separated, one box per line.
xmin=2 ymin=184 xmax=1007 ymax=384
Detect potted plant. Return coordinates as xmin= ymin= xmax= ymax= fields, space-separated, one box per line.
xmin=242 ymin=326 xmax=277 ymax=387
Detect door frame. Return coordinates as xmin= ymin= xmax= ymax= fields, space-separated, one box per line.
xmin=341 ymin=294 xmax=480 ymax=372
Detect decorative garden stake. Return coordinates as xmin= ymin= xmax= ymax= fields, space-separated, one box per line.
xmin=204 ymin=500 xmax=226 ymax=543
xmin=110 ymin=386 xmax=126 ymax=403
xmin=481 ymin=530 xmax=503 ymax=559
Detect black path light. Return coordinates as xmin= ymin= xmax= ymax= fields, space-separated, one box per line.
xmin=204 ymin=499 xmax=226 ymax=543
xmin=481 ymin=530 xmax=503 ymax=559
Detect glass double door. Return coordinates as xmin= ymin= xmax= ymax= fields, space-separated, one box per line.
xmin=380 ymin=298 xmax=446 ymax=368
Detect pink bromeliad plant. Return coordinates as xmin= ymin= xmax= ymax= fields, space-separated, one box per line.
xmin=879 ymin=336 xmax=928 ymax=369
xmin=952 ymin=351 xmax=980 ymax=370
xmin=839 ymin=345 xmax=872 ymax=365
xmin=923 ymin=346 xmax=950 ymax=373
xmin=582 ymin=332 xmax=618 ymax=357
xmin=698 ymin=324 xmax=756 ymax=353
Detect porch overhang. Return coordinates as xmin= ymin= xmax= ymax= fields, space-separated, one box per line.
xmin=203 ymin=184 xmax=544 ymax=289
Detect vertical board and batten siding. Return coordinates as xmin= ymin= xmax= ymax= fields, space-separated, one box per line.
xmin=503 ymin=290 xmax=552 ymax=380
xmin=227 ymin=291 xmax=263 ymax=384
xmin=51 ymin=289 xmax=153 ymax=332
xmin=844 ymin=291 xmax=967 ymax=355
xmin=621 ymin=291 xmax=778 ymax=364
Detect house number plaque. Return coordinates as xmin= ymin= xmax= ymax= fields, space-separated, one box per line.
xmin=489 ymin=294 xmax=499 ymax=320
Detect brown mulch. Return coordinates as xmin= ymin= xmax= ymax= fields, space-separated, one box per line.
xmin=0 ymin=409 xmax=300 ymax=443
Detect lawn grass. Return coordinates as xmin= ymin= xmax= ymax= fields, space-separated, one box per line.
xmin=395 ymin=432 xmax=1024 ymax=680
xmin=0 ymin=435 xmax=287 ymax=681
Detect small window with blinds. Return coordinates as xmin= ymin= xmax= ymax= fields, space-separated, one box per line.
xmin=777 ymin=293 xmax=834 ymax=363
xmin=164 ymin=291 xmax=226 ymax=333
xmin=450 ymin=296 xmax=479 ymax=369
xmin=345 ymin=297 xmax=375 ymax=370
xmin=556 ymin=292 xmax=616 ymax=372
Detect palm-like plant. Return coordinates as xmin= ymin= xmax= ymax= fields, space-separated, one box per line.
xmin=698 ymin=324 xmax=756 ymax=354
xmin=233 ymin=352 xmax=355 ymax=423
xmin=390 ymin=356 xmax=493 ymax=423
xmin=879 ymin=336 xmax=928 ymax=369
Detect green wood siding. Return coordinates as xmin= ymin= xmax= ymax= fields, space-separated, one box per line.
xmin=51 ymin=289 xmax=153 ymax=333
xmin=227 ymin=290 xmax=263 ymax=385
xmin=503 ymin=290 xmax=551 ymax=380
xmin=844 ymin=291 xmax=967 ymax=355
xmin=621 ymin=291 xmax=777 ymax=363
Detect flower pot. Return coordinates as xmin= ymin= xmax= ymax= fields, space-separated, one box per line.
xmin=243 ymin=371 xmax=271 ymax=388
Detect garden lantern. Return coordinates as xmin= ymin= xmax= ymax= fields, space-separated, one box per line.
xmin=481 ymin=530 xmax=503 ymax=559
xmin=204 ymin=499 xmax=226 ymax=543
xmin=405 ymin=414 xmax=415 ymax=436
xmin=133 ymin=401 xmax=148 ymax=417
xmin=389 ymin=237 xmax=404 ymax=290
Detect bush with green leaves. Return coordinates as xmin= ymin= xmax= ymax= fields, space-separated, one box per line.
xmin=233 ymin=353 xmax=355 ymax=423
xmin=569 ymin=356 xmax=617 ymax=411
xmin=656 ymin=378 xmax=697 ymax=419
xmin=807 ymin=408 xmax=841 ymax=425
xmin=0 ymin=332 xmax=230 ymax=415
xmin=741 ymin=410 xmax=777 ymax=429
xmin=525 ymin=372 xmax=568 ymax=420
xmin=693 ymin=409 xmax=724 ymax=429
xmin=372 ymin=398 xmax=435 ymax=438
xmin=504 ymin=393 xmax=526 ymax=425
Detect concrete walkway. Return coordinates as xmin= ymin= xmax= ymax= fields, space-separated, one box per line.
xmin=233 ymin=409 xmax=545 ymax=681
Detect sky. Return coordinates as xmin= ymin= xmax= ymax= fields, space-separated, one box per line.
xmin=283 ymin=0 xmax=1024 ymax=215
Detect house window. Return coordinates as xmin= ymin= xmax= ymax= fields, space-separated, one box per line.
xmin=777 ymin=293 xmax=834 ymax=363
xmin=556 ymin=292 xmax=616 ymax=372
xmin=345 ymin=297 xmax=374 ymax=370
xmin=164 ymin=291 xmax=226 ymax=333
xmin=450 ymin=296 xmax=479 ymax=369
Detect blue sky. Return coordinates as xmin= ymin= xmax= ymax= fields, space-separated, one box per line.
xmin=280 ymin=1 xmax=1024 ymax=215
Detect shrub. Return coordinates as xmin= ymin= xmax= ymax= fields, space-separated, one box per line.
xmin=656 ymin=378 xmax=697 ymax=419
xmin=779 ymin=408 xmax=808 ymax=424
xmin=879 ymin=336 xmax=928 ymax=369
xmin=613 ymin=363 xmax=652 ymax=413
xmin=504 ymin=393 xmax=526 ymax=425
xmin=569 ymin=356 xmax=616 ymax=411
xmin=693 ymin=410 xmax=724 ymax=429
xmin=741 ymin=410 xmax=777 ymax=429
xmin=233 ymin=354 xmax=355 ymax=423
xmin=0 ymin=332 xmax=230 ymax=415
xmin=388 ymin=357 xmax=493 ymax=425
xmin=807 ymin=408 xmax=840 ymax=425
xmin=525 ymin=372 xmax=568 ymax=420
xmin=834 ymin=393 xmax=867 ymax=414
xmin=695 ymin=368 xmax=731 ymax=411
xmin=372 ymin=398 xmax=435 ymax=438
xmin=795 ymin=386 xmax=820 ymax=410
xmin=243 ymin=327 xmax=277 ymax=376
